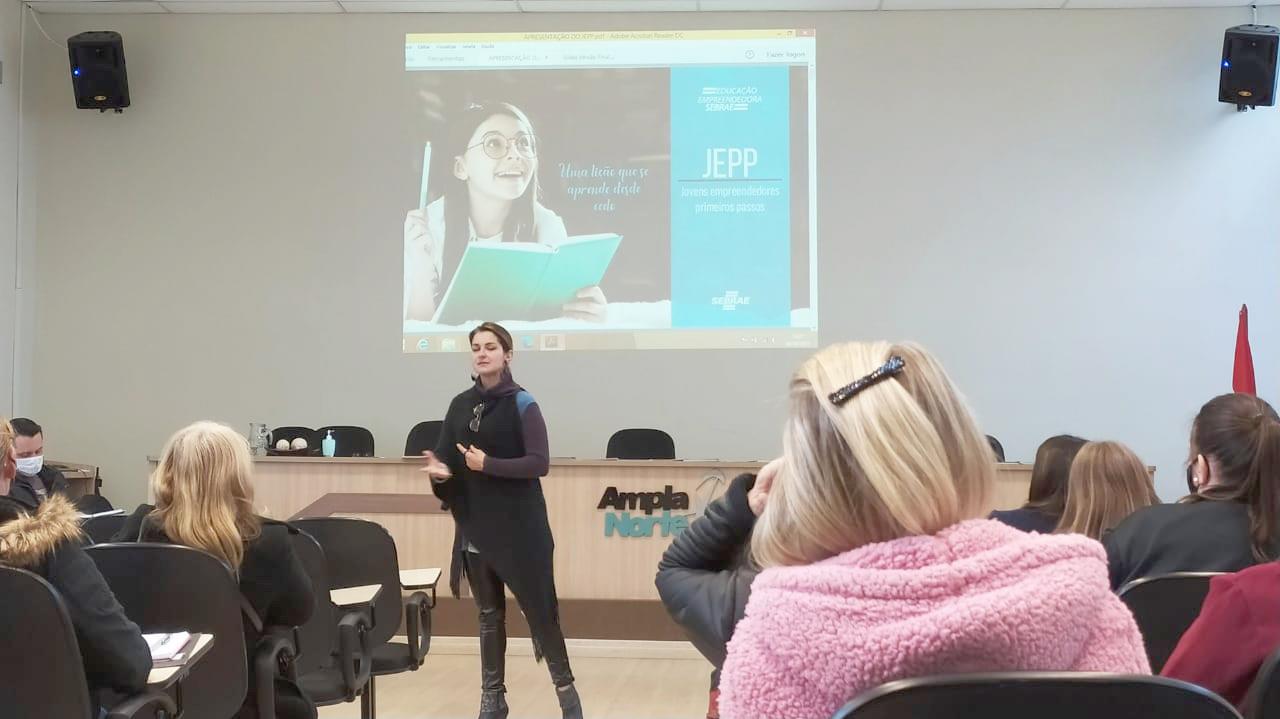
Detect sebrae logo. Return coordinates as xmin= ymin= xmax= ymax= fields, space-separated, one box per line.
xmin=712 ymin=291 xmax=751 ymax=311
xmin=597 ymin=485 xmax=691 ymax=538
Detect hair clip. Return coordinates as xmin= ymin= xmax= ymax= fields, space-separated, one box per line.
xmin=828 ymin=356 xmax=906 ymax=406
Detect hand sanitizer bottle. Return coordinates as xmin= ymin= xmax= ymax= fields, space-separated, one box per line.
xmin=322 ymin=430 xmax=336 ymax=458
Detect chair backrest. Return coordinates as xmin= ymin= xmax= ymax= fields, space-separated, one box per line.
xmin=832 ymin=672 xmax=1242 ymax=719
xmin=404 ymin=421 xmax=444 ymax=457
xmin=271 ymin=426 xmax=321 ymax=451
xmin=288 ymin=529 xmax=339 ymax=674
xmin=986 ymin=435 xmax=1006 ymax=463
xmin=292 ymin=517 xmax=402 ymax=648
xmin=73 ymin=493 xmax=114 ymax=516
xmin=606 ymin=428 xmax=676 ymax=460
xmin=81 ymin=514 xmax=126 ymax=545
xmin=1246 ymin=645 xmax=1280 ymax=719
xmin=86 ymin=544 xmax=249 ymax=719
xmin=1117 ymin=572 xmax=1222 ymax=672
xmin=0 ymin=566 xmax=93 ymax=719
xmin=316 ymin=426 xmax=376 ymax=458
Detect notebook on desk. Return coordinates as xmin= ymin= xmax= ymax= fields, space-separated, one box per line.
xmin=144 ymin=632 xmax=200 ymax=668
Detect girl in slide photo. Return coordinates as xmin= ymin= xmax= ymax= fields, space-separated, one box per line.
xmin=404 ymin=101 xmax=607 ymax=323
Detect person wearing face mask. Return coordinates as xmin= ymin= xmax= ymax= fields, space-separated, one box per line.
xmin=7 ymin=417 xmax=70 ymax=508
xmin=403 ymin=101 xmax=607 ymax=324
xmin=420 ymin=322 xmax=582 ymax=719
xmin=0 ymin=418 xmax=152 ymax=711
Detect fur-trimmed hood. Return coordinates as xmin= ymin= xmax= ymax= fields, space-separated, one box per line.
xmin=0 ymin=495 xmax=84 ymax=569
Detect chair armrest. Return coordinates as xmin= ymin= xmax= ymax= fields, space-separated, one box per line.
xmin=105 ymin=690 xmax=178 ymax=719
xmin=335 ymin=608 xmax=374 ymax=702
xmin=404 ymin=590 xmax=433 ymax=669
xmin=254 ymin=625 xmax=301 ymax=719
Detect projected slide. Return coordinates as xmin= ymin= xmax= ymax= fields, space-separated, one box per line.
xmin=402 ymin=30 xmax=817 ymax=352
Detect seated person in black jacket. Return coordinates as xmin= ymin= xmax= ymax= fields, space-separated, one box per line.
xmin=7 ymin=417 xmax=71 ymax=508
xmin=0 ymin=418 xmax=151 ymax=707
xmin=1105 ymin=393 xmax=1280 ymax=589
xmin=113 ymin=421 xmax=316 ymax=719
xmin=655 ymin=460 xmax=778 ymax=719
xmin=988 ymin=434 xmax=1086 ymax=533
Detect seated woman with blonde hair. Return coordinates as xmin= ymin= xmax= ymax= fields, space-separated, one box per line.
xmin=697 ymin=342 xmax=1149 ymax=719
xmin=114 ymin=421 xmax=315 ymax=719
xmin=1056 ymin=441 xmax=1160 ymax=540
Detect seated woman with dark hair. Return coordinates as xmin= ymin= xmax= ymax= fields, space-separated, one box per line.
xmin=1105 ymin=393 xmax=1280 ymax=589
xmin=0 ymin=418 xmax=151 ymax=710
xmin=990 ymin=434 xmax=1087 ymax=533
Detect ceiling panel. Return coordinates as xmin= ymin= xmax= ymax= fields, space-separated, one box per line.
xmin=697 ymin=0 xmax=877 ymax=8
xmin=1066 ymin=0 xmax=1259 ymax=7
xmin=518 ymin=0 xmax=698 ymax=10
xmin=159 ymin=0 xmax=343 ymax=11
xmin=338 ymin=0 xmax=518 ymax=8
xmin=28 ymin=1 xmax=167 ymax=12
xmin=884 ymin=0 xmax=1059 ymax=8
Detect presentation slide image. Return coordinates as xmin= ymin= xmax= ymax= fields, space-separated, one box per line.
xmin=401 ymin=30 xmax=817 ymax=352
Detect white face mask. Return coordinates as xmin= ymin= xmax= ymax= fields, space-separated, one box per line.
xmin=16 ymin=455 xmax=43 ymax=477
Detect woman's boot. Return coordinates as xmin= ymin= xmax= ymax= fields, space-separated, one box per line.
xmin=557 ymin=683 xmax=583 ymax=719
xmin=478 ymin=691 xmax=508 ymax=719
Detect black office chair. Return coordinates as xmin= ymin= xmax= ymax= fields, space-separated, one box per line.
xmin=0 ymin=566 xmax=178 ymax=719
xmin=292 ymin=518 xmax=434 ymax=699
xmin=986 ymin=435 xmax=1006 ymax=463
xmin=291 ymin=529 xmax=376 ymax=719
xmin=86 ymin=544 xmax=253 ymax=719
xmin=317 ymin=426 xmax=376 ymax=458
xmin=1245 ymin=644 xmax=1280 ymax=719
xmin=404 ymin=421 xmax=444 ymax=457
xmin=606 ymin=428 xmax=676 ymax=460
xmin=73 ymin=493 xmax=114 ymax=516
xmin=82 ymin=514 xmax=126 ymax=545
xmin=271 ymin=426 xmax=321 ymax=452
xmin=832 ymin=672 xmax=1242 ymax=719
xmin=1118 ymin=572 xmax=1223 ymax=672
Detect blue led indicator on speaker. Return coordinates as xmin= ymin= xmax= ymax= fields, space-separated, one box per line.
xmin=1222 ymin=60 xmax=1231 ymax=69
xmin=73 ymin=67 xmax=81 ymax=76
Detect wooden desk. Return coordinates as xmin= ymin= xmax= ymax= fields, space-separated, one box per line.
xmin=157 ymin=456 xmax=1034 ymax=640
xmin=49 ymin=461 xmax=99 ymax=499
xmin=242 ymin=456 xmax=1033 ymax=600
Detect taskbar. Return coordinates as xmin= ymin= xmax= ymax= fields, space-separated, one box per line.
xmin=403 ymin=328 xmax=817 ymax=353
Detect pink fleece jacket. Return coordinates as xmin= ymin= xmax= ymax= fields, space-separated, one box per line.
xmin=719 ymin=519 xmax=1149 ymax=719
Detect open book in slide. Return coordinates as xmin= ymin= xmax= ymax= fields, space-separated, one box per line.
xmin=431 ymin=233 xmax=622 ymax=326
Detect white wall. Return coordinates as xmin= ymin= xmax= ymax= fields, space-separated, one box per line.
xmin=0 ymin=0 xmax=23 ymax=419
xmin=23 ymin=8 xmax=1280 ymax=509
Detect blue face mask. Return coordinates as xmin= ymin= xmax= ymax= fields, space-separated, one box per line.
xmin=16 ymin=455 xmax=43 ymax=477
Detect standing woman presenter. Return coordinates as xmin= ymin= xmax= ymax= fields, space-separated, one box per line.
xmin=422 ymin=321 xmax=582 ymax=719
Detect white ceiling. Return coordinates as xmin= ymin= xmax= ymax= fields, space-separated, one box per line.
xmin=23 ymin=0 xmax=1280 ymax=14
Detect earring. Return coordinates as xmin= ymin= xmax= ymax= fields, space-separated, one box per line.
xmin=1193 ymin=475 xmax=1202 ymax=488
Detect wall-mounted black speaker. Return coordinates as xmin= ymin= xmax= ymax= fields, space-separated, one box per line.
xmin=1220 ymin=24 xmax=1278 ymax=110
xmin=67 ymin=31 xmax=129 ymax=112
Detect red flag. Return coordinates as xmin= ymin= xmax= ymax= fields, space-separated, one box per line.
xmin=1234 ymin=304 xmax=1256 ymax=395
